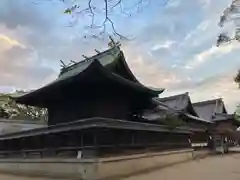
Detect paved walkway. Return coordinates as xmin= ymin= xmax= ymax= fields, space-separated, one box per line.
xmin=0 ymin=150 xmax=240 ymax=180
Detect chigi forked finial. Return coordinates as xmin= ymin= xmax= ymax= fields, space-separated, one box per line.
xmin=108 ymin=36 xmax=121 ymax=48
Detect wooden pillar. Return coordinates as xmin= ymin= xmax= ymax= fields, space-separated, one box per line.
xmin=20 ymin=138 xmax=25 ymax=150
xmin=5 ymin=140 xmax=9 ymax=151
xmin=36 ymin=135 xmax=42 ymax=149
xmin=93 ymin=130 xmax=97 ymax=146
xmin=81 ymin=132 xmax=84 ymax=147
xmin=36 ymin=135 xmax=43 ymax=158
xmin=81 ymin=129 xmax=99 ymax=159
xmin=20 ymin=138 xmax=28 ymax=158
xmin=6 ymin=140 xmax=12 ymax=151
xmin=49 ymin=134 xmax=58 ymax=148
xmin=0 ymin=141 xmax=4 ymax=151
xmin=47 ymin=134 xmax=58 ymax=156
xmin=131 ymin=131 xmax=135 ymax=145
xmin=67 ymin=131 xmax=78 ymax=147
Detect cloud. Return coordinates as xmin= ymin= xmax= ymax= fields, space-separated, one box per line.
xmin=0 ymin=0 xmax=77 ymax=89
xmin=151 ymin=40 xmax=176 ymax=51
xmin=0 ymin=1 xmax=55 ymax=31
xmin=184 ymin=43 xmax=240 ymax=69
xmin=0 ymin=0 xmax=238 ymax=116
xmin=0 ymin=34 xmax=25 ymax=48
xmin=0 ymin=0 xmax=186 ymax=92
xmin=0 ymin=44 xmax=55 ymax=89
xmin=183 ymin=20 xmax=210 ymax=42
xmin=122 ymin=45 xmax=185 ymax=89
xmin=0 ymin=31 xmax=56 ymax=90
xmin=162 ymin=71 xmax=240 ymax=113
xmin=191 ymin=73 xmax=240 ymax=113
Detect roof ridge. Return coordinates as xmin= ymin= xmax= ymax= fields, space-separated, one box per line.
xmin=193 ymin=98 xmax=222 ymax=106
xmin=158 ymin=92 xmax=189 ymax=101
xmin=59 ymin=45 xmax=121 ymax=76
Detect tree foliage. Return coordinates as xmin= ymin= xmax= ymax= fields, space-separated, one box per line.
xmin=235 ymin=69 xmax=240 ymax=88
xmin=234 ymin=70 xmax=240 ymax=120
xmin=0 ymin=92 xmax=47 ymax=122
xmin=235 ymin=104 xmax=240 ymax=120
xmin=162 ymin=114 xmax=186 ymax=130
xmin=217 ymin=0 xmax=240 ymax=46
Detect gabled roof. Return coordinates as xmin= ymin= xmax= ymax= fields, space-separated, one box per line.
xmin=143 ymin=94 xmax=212 ymax=123
xmin=193 ymin=98 xmax=228 ymax=122
xmin=58 ymin=45 xmax=139 ymax=83
xmin=157 ymin=92 xmax=188 ymax=110
xmin=58 ymin=46 xmax=121 ymax=80
xmin=156 ymin=92 xmax=198 ymax=116
xmin=12 ymin=45 xmax=164 ymax=106
xmin=142 ymin=96 xmax=184 ymax=121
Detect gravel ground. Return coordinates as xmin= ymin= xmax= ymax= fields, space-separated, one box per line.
xmin=0 ymin=150 xmax=240 ymax=180
xmin=124 ymin=152 xmax=240 ymax=180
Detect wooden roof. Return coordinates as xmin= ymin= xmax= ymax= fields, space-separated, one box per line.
xmin=192 ymin=98 xmax=227 ymax=122
xmin=143 ymin=93 xmax=212 ymax=124
xmin=156 ymin=92 xmax=198 ymax=116
xmin=59 ymin=45 xmax=137 ymax=82
xmin=12 ymin=46 xmax=164 ymax=106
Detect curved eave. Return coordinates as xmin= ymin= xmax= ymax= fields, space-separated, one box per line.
xmin=184 ymin=113 xmax=213 ymax=124
xmin=116 ymin=51 xmax=140 ymax=84
xmin=13 ymin=59 xmax=163 ymax=106
xmin=117 ymin=51 xmax=140 ymax=83
xmin=218 ymin=98 xmax=228 ymax=114
xmin=186 ymin=96 xmax=202 ymax=118
xmin=114 ymin=51 xmax=163 ymax=94
xmin=154 ymin=93 xmax=204 ymax=121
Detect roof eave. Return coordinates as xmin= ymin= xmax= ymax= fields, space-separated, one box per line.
xmin=14 ymin=59 xmax=163 ymax=106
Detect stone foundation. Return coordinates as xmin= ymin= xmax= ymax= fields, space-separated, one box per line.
xmin=0 ymin=149 xmax=208 ymax=180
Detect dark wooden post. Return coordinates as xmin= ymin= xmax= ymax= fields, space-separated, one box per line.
xmin=131 ymin=132 xmax=135 ymax=145
xmin=81 ymin=129 xmax=99 ymax=159
xmin=20 ymin=138 xmax=28 ymax=158
xmin=81 ymin=131 xmax=84 ymax=147
xmin=93 ymin=132 xmax=97 ymax=146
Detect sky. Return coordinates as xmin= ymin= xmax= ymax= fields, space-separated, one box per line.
xmin=0 ymin=0 xmax=239 ymax=112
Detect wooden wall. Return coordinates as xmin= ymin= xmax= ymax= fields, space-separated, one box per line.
xmin=48 ymin=95 xmax=132 ymax=125
xmin=214 ymin=121 xmax=237 ymax=133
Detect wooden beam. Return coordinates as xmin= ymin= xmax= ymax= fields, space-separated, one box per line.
xmin=82 ymin=55 xmax=88 ymax=59
xmin=94 ymin=49 xmax=100 ymax=53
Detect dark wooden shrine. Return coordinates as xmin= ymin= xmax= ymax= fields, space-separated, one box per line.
xmin=0 ymin=42 xmax=193 ymax=159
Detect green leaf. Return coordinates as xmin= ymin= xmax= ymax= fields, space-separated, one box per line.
xmin=163 ymin=115 xmax=186 ymax=130
xmin=64 ymin=8 xmax=72 ymax=14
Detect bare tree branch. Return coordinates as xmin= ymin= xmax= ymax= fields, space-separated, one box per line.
xmin=32 ymin=0 xmax=169 ymax=39
xmin=88 ymin=0 xmax=95 ymax=27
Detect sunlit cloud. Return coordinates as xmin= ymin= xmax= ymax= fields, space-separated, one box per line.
xmin=0 ymin=34 xmax=25 ymax=48
xmin=184 ymin=43 xmax=240 ymax=69
xmin=0 ymin=0 xmax=239 ymax=112
xmin=151 ymin=40 xmax=176 ymax=51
